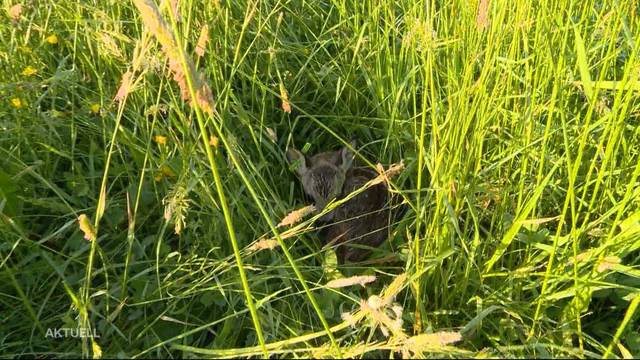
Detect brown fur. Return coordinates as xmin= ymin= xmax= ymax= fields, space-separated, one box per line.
xmin=287 ymin=144 xmax=404 ymax=264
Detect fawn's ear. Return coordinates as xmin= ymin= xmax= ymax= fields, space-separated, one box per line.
xmin=339 ymin=140 xmax=356 ymax=171
xmin=287 ymin=148 xmax=308 ymax=176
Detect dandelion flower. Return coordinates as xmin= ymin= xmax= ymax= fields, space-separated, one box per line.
xmin=90 ymin=103 xmax=101 ymax=114
xmin=46 ymin=34 xmax=59 ymax=44
xmin=209 ymin=135 xmax=219 ymax=148
xmin=11 ymin=98 xmax=23 ymax=108
xmin=91 ymin=339 xmax=102 ymax=359
xmin=153 ymin=135 xmax=168 ymax=145
xmin=21 ymin=66 xmax=37 ymax=76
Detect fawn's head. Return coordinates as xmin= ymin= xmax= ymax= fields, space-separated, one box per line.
xmin=287 ymin=143 xmax=355 ymax=213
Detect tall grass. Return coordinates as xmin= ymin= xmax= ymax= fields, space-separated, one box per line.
xmin=1 ymin=0 xmax=639 ymax=358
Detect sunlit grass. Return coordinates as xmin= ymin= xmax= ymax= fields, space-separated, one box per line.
xmin=1 ymin=0 xmax=639 ymax=358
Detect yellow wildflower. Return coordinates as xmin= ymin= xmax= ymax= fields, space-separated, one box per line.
xmin=154 ymin=165 xmax=176 ymax=182
xmin=46 ymin=34 xmax=59 ymax=44
xmin=91 ymin=339 xmax=102 ymax=359
xmin=21 ymin=66 xmax=37 ymax=76
xmin=209 ymin=135 xmax=219 ymax=148
xmin=11 ymin=98 xmax=23 ymax=108
xmin=153 ymin=135 xmax=167 ymax=145
xmin=90 ymin=103 xmax=101 ymax=114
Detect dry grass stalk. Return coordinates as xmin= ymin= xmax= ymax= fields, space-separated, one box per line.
xmin=8 ymin=4 xmax=22 ymax=24
xmin=326 ymin=275 xmax=376 ymax=289
xmin=114 ymin=71 xmax=134 ymax=102
xmin=405 ymin=331 xmax=462 ymax=349
xmin=99 ymin=31 xmax=126 ymax=60
xmin=338 ymin=273 xmax=409 ymax=339
xmin=372 ymin=161 xmax=405 ymax=187
xmin=195 ymin=25 xmax=209 ymax=57
xmin=596 ymin=256 xmax=621 ymax=272
xmin=248 ymin=220 xmax=317 ymax=253
xmin=360 ymin=295 xmax=405 ymax=337
xmin=382 ymin=272 xmax=407 ymax=303
xmin=279 ymin=82 xmax=292 ymax=113
xmin=400 ymin=331 xmax=462 ymax=358
xmin=476 ymin=0 xmax=490 ymax=31
xmin=248 ymin=238 xmax=280 ymax=252
xmin=568 ymin=248 xmax=594 ymax=266
xmin=133 ymin=0 xmax=214 ymax=116
xmin=169 ymin=0 xmax=180 ymax=22
xmin=265 ymin=127 xmax=277 ymax=142
xmin=78 ymin=214 xmax=97 ymax=241
xmin=277 ymin=205 xmax=316 ymax=228
xmin=162 ymin=184 xmax=190 ymax=235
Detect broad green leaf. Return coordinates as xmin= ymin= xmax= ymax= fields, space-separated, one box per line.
xmin=574 ymin=27 xmax=593 ymax=100
xmin=604 ymin=295 xmax=640 ymax=358
xmin=574 ymin=80 xmax=640 ymax=92
xmin=619 ymin=210 xmax=640 ymax=235
xmin=461 ymin=305 xmax=501 ymax=336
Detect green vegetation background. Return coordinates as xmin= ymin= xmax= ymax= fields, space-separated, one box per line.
xmin=1 ymin=0 xmax=639 ymax=357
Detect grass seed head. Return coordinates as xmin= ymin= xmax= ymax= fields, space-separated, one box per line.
xmin=78 ymin=214 xmax=97 ymax=241
xmin=476 ymin=0 xmax=490 ymax=31
xmin=114 ymin=71 xmax=134 ymax=103
xmin=277 ymin=204 xmax=316 ymax=228
xmin=195 ymin=24 xmax=209 ymax=57
xmin=8 ymin=4 xmax=22 ymax=24
xmin=326 ymin=275 xmax=377 ymax=289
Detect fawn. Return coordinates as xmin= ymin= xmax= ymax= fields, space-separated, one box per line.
xmin=287 ymin=143 xmax=404 ymax=265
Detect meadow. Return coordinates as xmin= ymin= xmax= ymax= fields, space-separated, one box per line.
xmin=1 ymin=0 xmax=639 ymax=358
